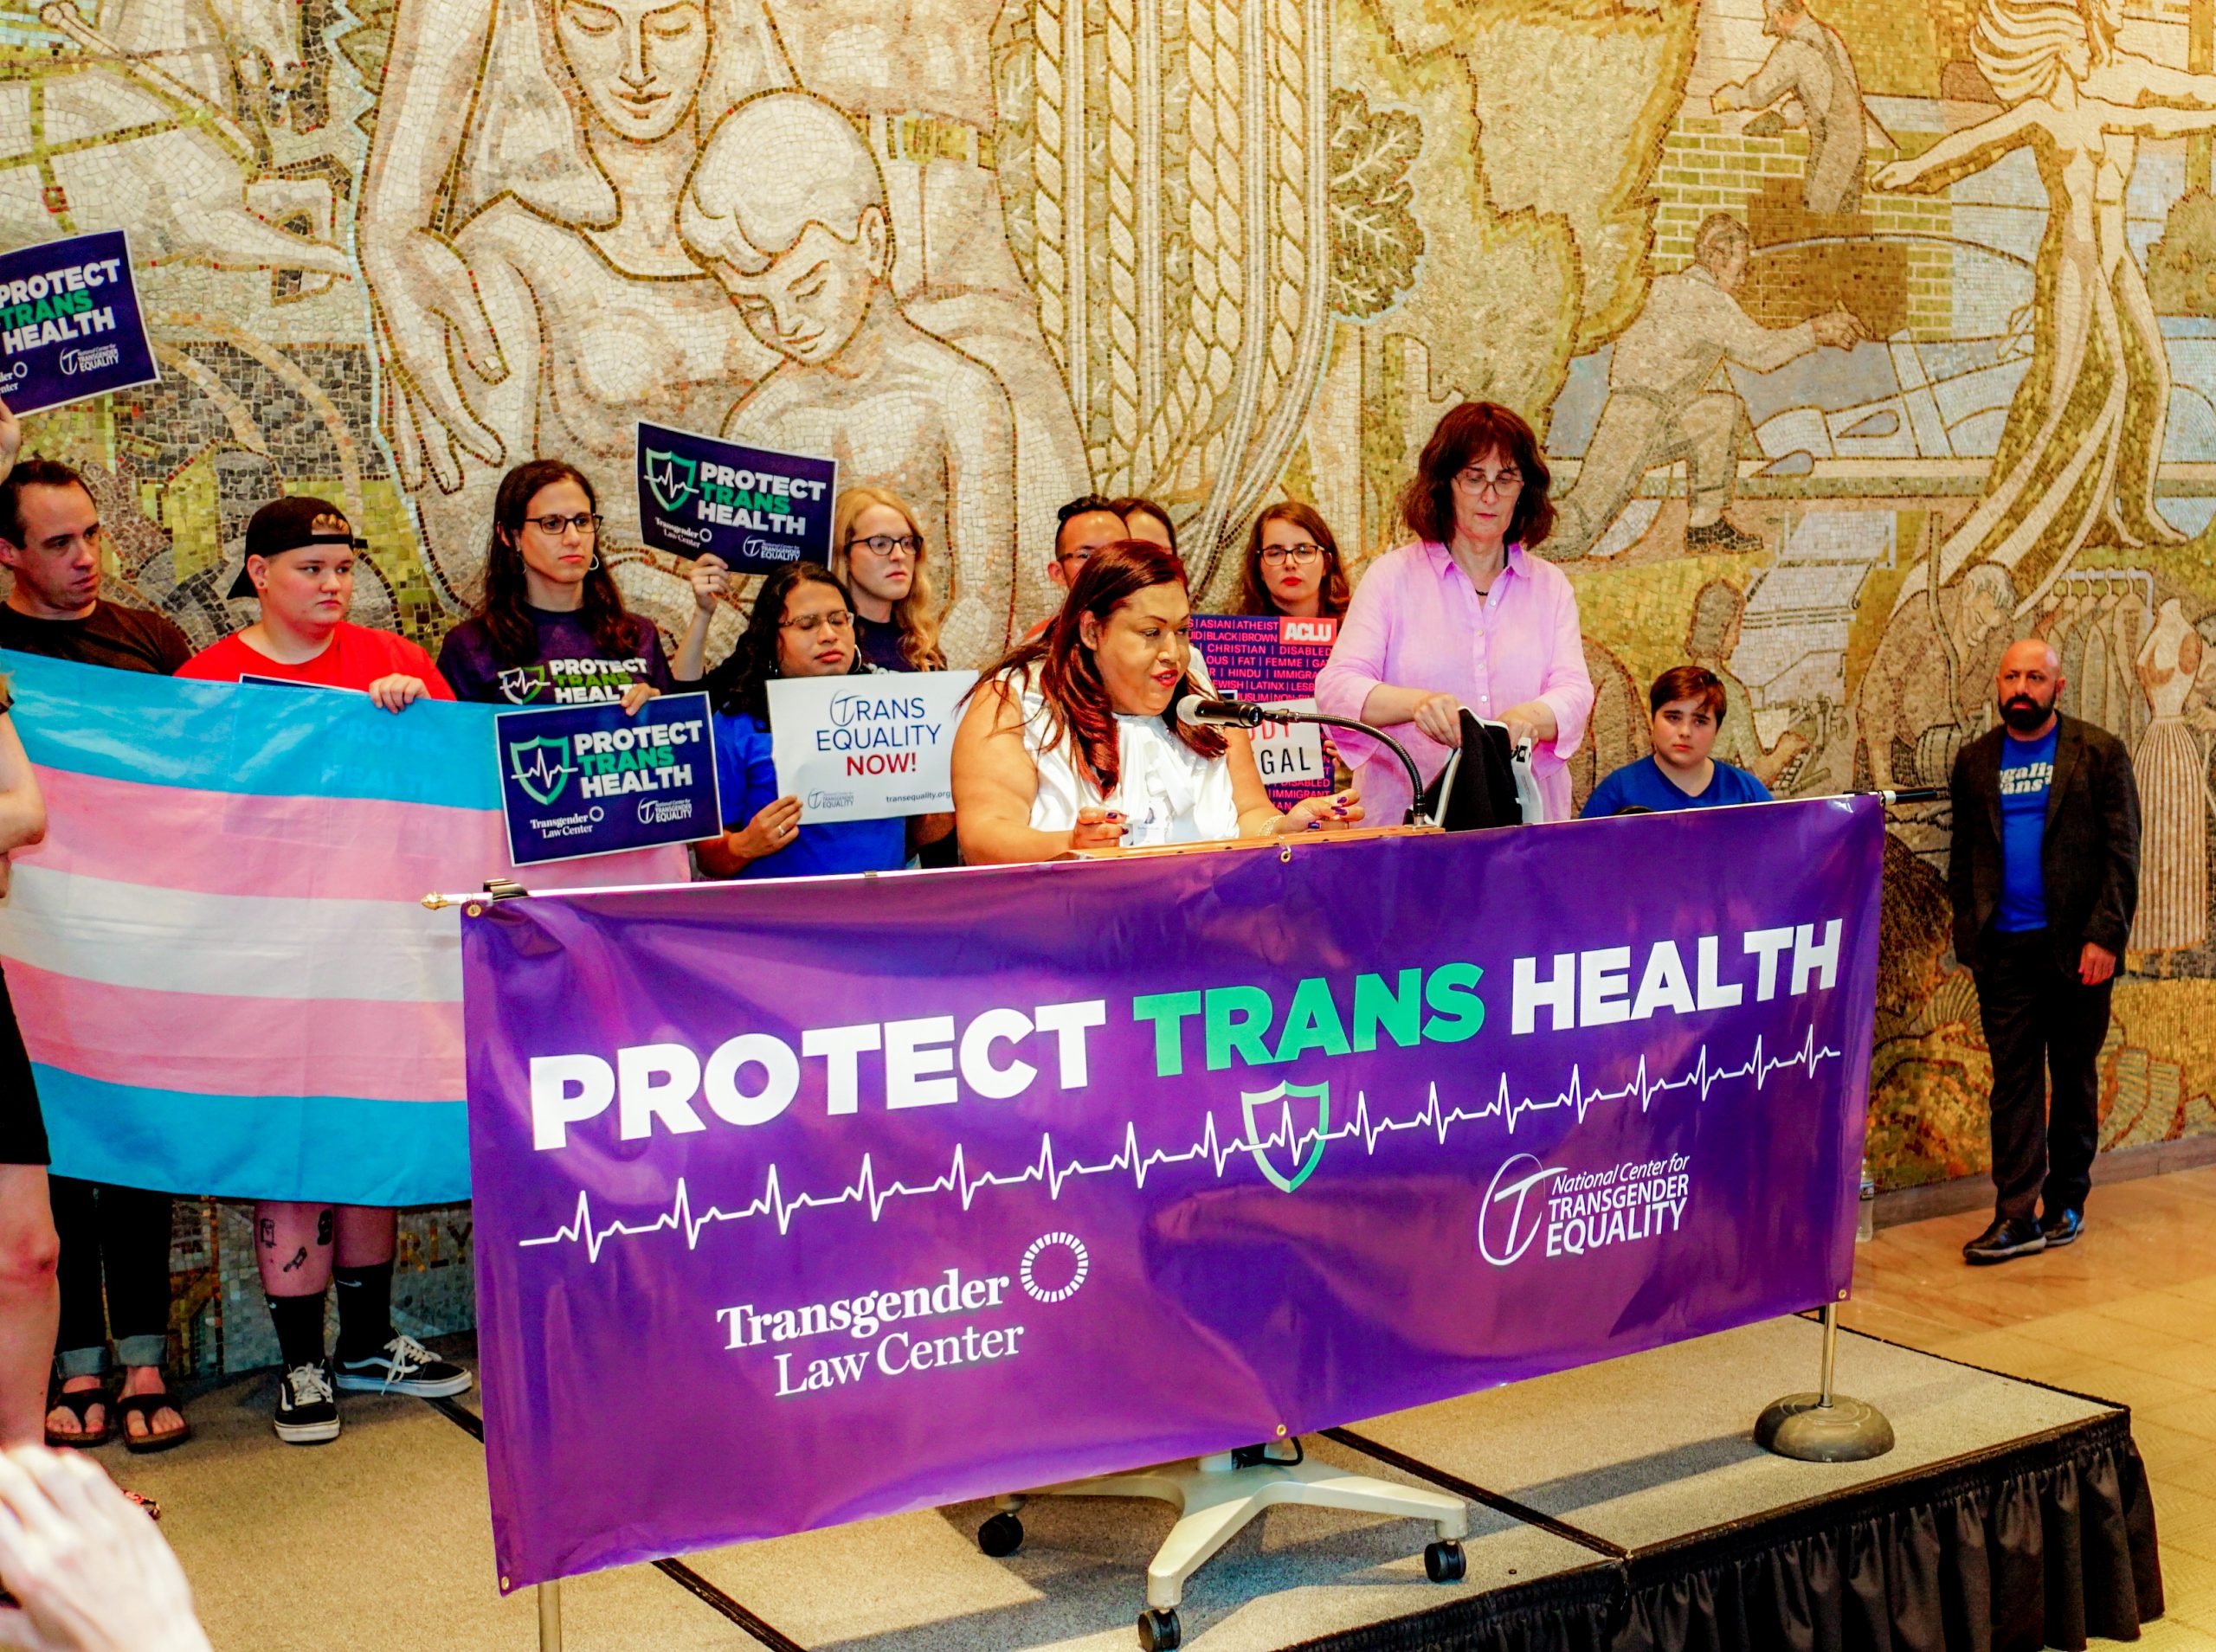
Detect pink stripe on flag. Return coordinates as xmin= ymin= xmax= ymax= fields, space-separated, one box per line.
xmin=7 ymin=960 xmax=464 ymax=1102
xmin=18 ymin=766 xmax=696 ymax=902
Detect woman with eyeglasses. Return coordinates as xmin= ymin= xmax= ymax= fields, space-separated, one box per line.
xmin=830 ymin=486 xmax=948 ymax=674
xmin=1315 ymin=402 xmax=1593 ymax=825
xmin=696 ymin=562 xmax=907 ymax=879
xmin=436 ymin=460 xmax=673 ymax=708
xmin=1234 ymin=501 xmax=1350 ymax=620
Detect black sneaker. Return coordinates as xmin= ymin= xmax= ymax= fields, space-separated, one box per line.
xmin=274 ymin=1360 xmax=339 ymax=1444
xmin=2039 ymin=1208 xmax=2084 ymax=1248
xmin=1962 ymin=1216 xmax=2046 ymax=1265
xmin=334 ymin=1333 xmax=473 ymax=1398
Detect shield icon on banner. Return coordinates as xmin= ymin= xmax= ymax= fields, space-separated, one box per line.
xmin=1240 ymin=1081 xmax=1330 ymax=1193
xmin=645 ymin=448 xmax=697 ymax=514
xmin=506 ymin=736 xmax=575 ymax=807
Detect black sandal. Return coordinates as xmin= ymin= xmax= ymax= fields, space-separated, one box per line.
xmin=42 ymin=1385 xmax=113 ymax=1449
xmin=116 ymin=1392 xmax=191 ymax=1454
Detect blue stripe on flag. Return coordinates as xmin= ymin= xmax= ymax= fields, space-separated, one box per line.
xmin=38 ymin=1067 xmax=470 ymax=1205
xmin=1 ymin=651 xmax=503 ymax=807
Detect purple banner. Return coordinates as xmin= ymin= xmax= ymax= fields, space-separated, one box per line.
xmin=462 ymin=799 xmax=1882 ymax=1588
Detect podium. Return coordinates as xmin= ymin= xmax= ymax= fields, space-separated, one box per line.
xmin=1008 ymin=824 xmax=1468 ymax=1649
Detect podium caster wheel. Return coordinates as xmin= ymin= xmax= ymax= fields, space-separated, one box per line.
xmin=977 ymin=1513 xmax=1023 ymax=1558
xmin=1137 ymin=1606 xmax=1182 ymax=1650
xmin=1424 ymin=1540 xmax=1466 ymax=1584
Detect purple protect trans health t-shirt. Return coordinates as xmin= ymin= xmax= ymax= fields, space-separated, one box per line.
xmin=435 ymin=608 xmax=674 ymax=706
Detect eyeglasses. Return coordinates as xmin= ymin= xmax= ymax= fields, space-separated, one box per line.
xmin=525 ymin=512 xmax=601 ymax=537
xmin=1259 ymin=543 xmax=1324 ymax=566
xmin=780 ymin=610 xmax=854 ymax=633
xmin=1453 ymin=468 xmax=1523 ymax=498
xmin=847 ymin=533 xmax=920 ymax=558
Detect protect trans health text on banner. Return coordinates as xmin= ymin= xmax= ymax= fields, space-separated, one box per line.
xmin=461 ymin=798 xmax=1882 ymax=1586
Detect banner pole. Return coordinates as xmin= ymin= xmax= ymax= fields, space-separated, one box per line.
xmin=537 ymin=1581 xmax=562 ymax=1651
xmin=1755 ymin=1302 xmax=1892 ymax=1462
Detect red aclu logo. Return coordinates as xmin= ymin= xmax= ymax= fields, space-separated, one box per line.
xmin=1279 ymin=617 xmax=1337 ymax=647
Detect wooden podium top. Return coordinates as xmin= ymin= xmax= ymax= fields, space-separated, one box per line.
xmin=1053 ymin=823 xmax=1440 ymax=862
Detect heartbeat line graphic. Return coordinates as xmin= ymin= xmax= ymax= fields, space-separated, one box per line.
xmin=512 ymin=747 xmax=564 ymax=789
xmin=519 ymin=1029 xmax=1841 ymax=1263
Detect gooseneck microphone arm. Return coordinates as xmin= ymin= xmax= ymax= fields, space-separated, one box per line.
xmin=1176 ymin=696 xmax=1434 ymax=827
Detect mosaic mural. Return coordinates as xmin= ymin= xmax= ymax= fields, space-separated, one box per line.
xmin=6 ymin=0 xmax=2216 ymax=1363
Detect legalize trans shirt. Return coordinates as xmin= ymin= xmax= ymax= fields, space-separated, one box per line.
xmin=438 ymin=608 xmax=675 ymax=706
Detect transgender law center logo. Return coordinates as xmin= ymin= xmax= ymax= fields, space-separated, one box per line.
xmin=1020 ymin=1232 xmax=1090 ymax=1303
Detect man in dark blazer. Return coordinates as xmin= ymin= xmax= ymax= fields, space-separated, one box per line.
xmin=1948 ymin=638 xmax=2139 ymax=1264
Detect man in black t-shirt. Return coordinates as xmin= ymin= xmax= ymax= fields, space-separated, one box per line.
xmin=0 ymin=460 xmax=191 ymax=672
xmin=0 ymin=457 xmax=192 ymax=1452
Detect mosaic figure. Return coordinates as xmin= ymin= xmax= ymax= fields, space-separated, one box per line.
xmin=2129 ymin=597 xmax=2208 ymax=955
xmin=1710 ymin=0 xmax=1880 ymax=216
xmin=1856 ymin=562 xmax=2015 ymax=792
xmin=1 ymin=0 xmax=352 ymax=281
xmin=1548 ymin=213 xmax=1862 ymax=560
xmin=682 ymin=93 xmax=1013 ymax=665
xmin=1871 ymin=0 xmax=2216 ymax=612
xmin=767 ymin=0 xmax=1087 ymax=627
xmin=359 ymin=0 xmax=786 ymax=614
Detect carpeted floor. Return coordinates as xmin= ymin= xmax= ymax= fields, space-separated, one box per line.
xmin=71 ymin=1303 xmax=2141 ymax=1650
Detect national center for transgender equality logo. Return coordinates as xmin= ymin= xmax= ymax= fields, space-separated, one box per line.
xmin=508 ymin=736 xmax=576 ymax=807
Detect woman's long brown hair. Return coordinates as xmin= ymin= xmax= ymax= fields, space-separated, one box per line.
xmin=1234 ymin=499 xmax=1350 ymax=618
xmin=975 ymin=540 xmax=1224 ymax=794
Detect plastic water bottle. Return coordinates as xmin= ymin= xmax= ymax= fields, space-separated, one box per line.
xmin=1856 ymin=1167 xmax=1876 ymax=1243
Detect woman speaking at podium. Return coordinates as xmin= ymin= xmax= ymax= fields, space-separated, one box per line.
xmin=1316 ymin=402 xmax=1592 ymax=825
xmin=950 ymin=541 xmax=1362 ymax=863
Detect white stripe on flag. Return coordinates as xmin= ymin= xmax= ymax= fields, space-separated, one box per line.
xmin=0 ymin=865 xmax=462 ymax=1003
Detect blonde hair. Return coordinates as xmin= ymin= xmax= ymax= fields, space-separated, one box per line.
xmin=831 ymin=485 xmax=944 ymax=669
xmin=1972 ymin=0 xmax=2107 ymax=105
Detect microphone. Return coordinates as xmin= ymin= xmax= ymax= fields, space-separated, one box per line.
xmin=1175 ymin=693 xmax=1267 ymax=728
xmin=1173 ymin=693 xmax=1433 ymax=826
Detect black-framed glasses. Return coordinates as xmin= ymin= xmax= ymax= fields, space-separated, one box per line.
xmin=1453 ymin=468 xmax=1523 ymax=497
xmin=1259 ymin=543 xmax=1324 ymax=566
xmin=847 ymin=533 xmax=920 ymax=558
xmin=525 ymin=512 xmax=601 ymax=537
xmin=780 ymin=610 xmax=855 ymax=633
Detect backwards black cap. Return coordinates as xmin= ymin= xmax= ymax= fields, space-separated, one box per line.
xmin=227 ymin=496 xmax=361 ymax=599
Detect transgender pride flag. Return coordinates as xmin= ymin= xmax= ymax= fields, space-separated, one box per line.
xmin=0 ymin=652 xmax=690 ymax=1205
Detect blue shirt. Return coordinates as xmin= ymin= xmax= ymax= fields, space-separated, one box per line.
xmin=1580 ymin=755 xmax=1772 ymax=818
xmin=711 ymin=712 xmax=906 ymax=879
xmin=1995 ymin=723 xmax=2058 ymax=931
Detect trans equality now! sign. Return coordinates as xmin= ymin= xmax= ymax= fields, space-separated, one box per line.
xmin=461 ymin=799 xmax=1883 ymax=1586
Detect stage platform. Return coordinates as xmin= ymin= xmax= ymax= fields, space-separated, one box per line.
xmin=113 ymin=1315 xmax=2161 ymax=1650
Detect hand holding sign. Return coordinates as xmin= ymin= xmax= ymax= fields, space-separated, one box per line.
xmin=637 ymin=421 xmax=835 ymax=576
xmin=731 ymin=794 xmax=803 ymax=862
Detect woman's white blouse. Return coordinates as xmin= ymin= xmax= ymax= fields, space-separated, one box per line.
xmin=1015 ymin=675 xmax=1240 ymax=846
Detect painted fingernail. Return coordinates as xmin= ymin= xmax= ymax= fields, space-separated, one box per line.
xmin=1107 ymin=812 xmax=1123 ymax=820
xmin=1306 ymin=820 xmax=1324 ymax=831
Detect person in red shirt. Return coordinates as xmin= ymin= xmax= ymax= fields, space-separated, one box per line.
xmin=177 ymin=496 xmax=469 ymax=1443
xmin=176 ymin=497 xmax=454 ymax=709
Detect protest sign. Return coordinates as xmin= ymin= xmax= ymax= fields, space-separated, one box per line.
xmin=0 ymin=230 xmax=158 ymax=415
xmin=1189 ymin=614 xmax=1338 ymax=807
xmin=636 ymin=421 xmax=835 ymax=575
xmin=463 ymin=798 xmax=1881 ymax=1585
xmin=495 ymin=691 xmax=719 ymax=865
xmin=767 ymin=671 xmax=976 ymax=821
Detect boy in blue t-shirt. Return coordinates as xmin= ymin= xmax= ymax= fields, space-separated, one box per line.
xmin=1581 ymin=665 xmax=1773 ymax=818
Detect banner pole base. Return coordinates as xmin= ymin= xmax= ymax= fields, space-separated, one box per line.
xmin=537 ymin=1581 xmax=563 ymax=1651
xmin=1755 ymin=1304 xmax=1895 ymax=1462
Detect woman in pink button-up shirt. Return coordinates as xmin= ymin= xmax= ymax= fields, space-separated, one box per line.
xmin=1315 ymin=402 xmax=1594 ymax=825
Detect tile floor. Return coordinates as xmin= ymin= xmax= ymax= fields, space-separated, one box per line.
xmin=1842 ymin=1164 xmax=2216 ymax=1649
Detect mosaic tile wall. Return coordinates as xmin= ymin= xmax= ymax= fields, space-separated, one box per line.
xmin=6 ymin=0 xmax=2216 ymax=1367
